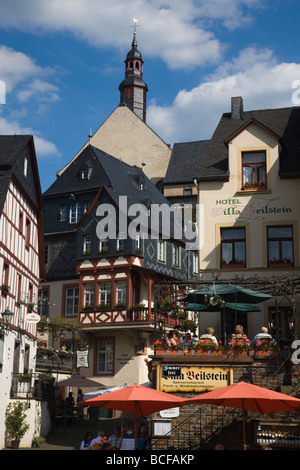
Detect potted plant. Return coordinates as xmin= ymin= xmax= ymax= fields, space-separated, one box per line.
xmin=18 ymin=367 xmax=32 ymax=382
xmin=204 ymin=294 xmax=225 ymax=308
xmin=96 ymin=302 xmax=111 ymax=310
xmin=5 ymin=401 xmax=30 ymax=449
xmin=2 ymin=283 xmax=10 ymax=295
xmin=32 ymin=435 xmax=46 ymax=448
xmin=243 ymin=180 xmax=266 ymax=191
xmin=131 ymin=303 xmax=146 ymax=310
xmin=27 ymin=302 xmax=35 ymax=313
xmin=116 ymin=302 xmax=126 ymax=309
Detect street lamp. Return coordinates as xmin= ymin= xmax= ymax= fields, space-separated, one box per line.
xmin=1 ymin=308 xmax=13 ymax=330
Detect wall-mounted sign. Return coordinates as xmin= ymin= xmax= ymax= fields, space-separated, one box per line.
xmin=162 ymin=365 xmax=181 ymax=377
xmin=211 ymin=197 xmax=292 ymax=221
xmin=159 ymin=366 xmax=232 ymax=393
xmin=76 ymin=349 xmax=89 ymax=368
xmin=160 ymin=407 xmax=180 ymax=418
xmin=25 ymin=313 xmax=40 ymax=324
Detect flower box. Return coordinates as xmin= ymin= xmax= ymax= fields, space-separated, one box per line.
xmin=222 ymin=263 xmax=245 ymax=269
xmin=243 ymin=185 xmax=266 ymax=191
xmin=155 ymin=348 xmax=166 ymax=355
xmin=269 ymin=263 xmax=293 ymax=269
xmin=233 ymin=350 xmax=248 ymax=356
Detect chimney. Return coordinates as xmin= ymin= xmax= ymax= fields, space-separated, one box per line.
xmin=231 ymin=96 xmax=243 ymax=119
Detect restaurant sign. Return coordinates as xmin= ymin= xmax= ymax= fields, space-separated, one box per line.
xmin=159 ymin=366 xmax=231 ymax=393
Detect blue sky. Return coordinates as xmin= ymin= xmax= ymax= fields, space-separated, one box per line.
xmin=0 ymin=0 xmax=299 ymax=192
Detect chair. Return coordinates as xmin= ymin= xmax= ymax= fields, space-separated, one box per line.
xmin=256 ymin=336 xmax=271 ymax=346
xmin=199 ymin=337 xmax=215 ymax=346
xmin=231 ymin=336 xmax=247 ymax=346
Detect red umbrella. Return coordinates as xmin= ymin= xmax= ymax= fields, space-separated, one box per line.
xmin=79 ymin=383 xmax=186 ymax=449
xmin=186 ymin=381 xmax=300 ymax=450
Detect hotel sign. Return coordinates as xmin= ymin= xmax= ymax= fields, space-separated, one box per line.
xmin=159 ymin=366 xmax=232 ymax=393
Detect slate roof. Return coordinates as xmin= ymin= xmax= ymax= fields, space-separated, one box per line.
xmin=194 ymin=105 xmax=300 ymax=180
xmin=43 ymin=144 xmax=169 ymax=205
xmin=164 ymin=140 xmax=210 ymax=184
xmin=0 ymin=135 xmax=35 ymax=214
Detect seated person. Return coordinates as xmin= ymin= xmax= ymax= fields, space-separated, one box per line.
xmin=252 ymin=326 xmax=273 ymax=344
xmin=199 ymin=326 xmax=218 ymax=347
xmin=231 ymin=325 xmax=250 ymax=345
xmin=182 ymin=332 xmax=197 ymax=347
xmin=167 ymin=330 xmax=178 ymax=346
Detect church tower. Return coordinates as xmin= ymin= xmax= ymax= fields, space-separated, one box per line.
xmin=119 ymin=25 xmax=148 ymax=122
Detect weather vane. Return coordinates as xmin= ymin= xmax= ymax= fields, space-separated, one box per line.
xmin=131 ymin=17 xmax=140 ymax=35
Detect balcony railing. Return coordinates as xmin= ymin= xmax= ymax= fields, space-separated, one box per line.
xmin=10 ymin=373 xmax=56 ymax=400
xmin=79 ymin=306 xmax=176 ymax=328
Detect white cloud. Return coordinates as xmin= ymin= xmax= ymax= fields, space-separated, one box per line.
xmin=0 ymin=115 xmax=61 ymax=158
xmin=0 ymin=0 xmax=266 ymax=70
xmin=147 ymin=48 xmax=300 ymax=145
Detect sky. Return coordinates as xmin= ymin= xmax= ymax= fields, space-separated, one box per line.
xmin=0 ymin=0 xmax=300 ymax=192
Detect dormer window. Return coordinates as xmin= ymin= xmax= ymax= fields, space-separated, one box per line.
xmin=242 ymin=151 xmax=266 ymax=190
xmin=24 ymin=157 xmax=28 ymax=177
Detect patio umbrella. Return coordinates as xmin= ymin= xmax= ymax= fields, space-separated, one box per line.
xmin=180 ymin=284 xmax=273 ymax=304
xmin=183 ymin=302 xmax=261 ymax=312
xmin=78 ymin=383 xmax=186 ymax=449
xmin=56 ymin=373 xmax=105 ymax=388
xmin=186 ymin=381 xmax=300 ymax=450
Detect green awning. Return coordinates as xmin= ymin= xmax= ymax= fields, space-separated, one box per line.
xmin=180 ymin=284 xmax=273 ymax=305
xmin=183 ymin=302 xmax=260 ymax=312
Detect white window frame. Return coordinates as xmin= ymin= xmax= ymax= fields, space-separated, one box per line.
xmin=172 ymin=244 xmax=181 ymax=267
xmin=69 ymin=203 xmax=82 ymax=224
xmin=84 ymin=283 xmax=94 ymax=306
xmin=99 ymin=282 xmax=112 ymax=305
xmin=117 ymin=232 xmax=126 ymax=251
xmin=83 ymin=235 xmax=91 ymax=254
xmin=157 ymin=240 xmax=166 ymax=263
xmin=193 ymin=251 xmax=199 ymax=274
xmin=60 ymin=205 xmax=67 ymax=222
xmin=116 ymin=280 xmax=127 ymax=305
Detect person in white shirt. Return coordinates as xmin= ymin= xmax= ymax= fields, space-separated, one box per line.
xmin=252 ymin=326 xmax=273 ymax=344
xmin=200 ymin=326 xmax=218 ymax=347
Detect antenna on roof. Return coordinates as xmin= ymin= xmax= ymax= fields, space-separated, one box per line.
xmin=88 ymin=128 xmax=92 ymax=143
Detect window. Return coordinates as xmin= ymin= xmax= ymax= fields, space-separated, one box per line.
xmin=99 ymin=282 xmax=112 ymax=305
xmin=184 ymin=188 xmax=192 ymax=196
xmin=97 ymin=339 xmax=114 ymax=374
xmin=83 ymin=235 xmax=91 ymax=254
xmin=267 ymin=226 xmax=294 ymax=266
xmin=172 ymin=245 xmax=181 ymax=267
xmin=25 ymin=218 xmax=31 ymax=248
xmin=84 ymin=201 xmax=91 ymax=213
xmin=135 ymin=234 xmax=142 ymax=252
xmin=69 ymin=203 xmax=82 ymax=224
xmin=65 ymin=287 xmax=79 ymax=316
xmin=117 ymin=233 xmax=126 ymax=251
xmin=38 ymin=289 xmax=49 ymax=316
xmin=157 ymin=240 xmax=166 ymax=263
xmin=221 ymin=227 xmax=246 ymax=266
xmin=116 ymin=280 xmax=126 ymax=305
xmin=99 ymin=237 xmax=109 ymax=253
xmin=193 ymin=252 xmax=199 ymax=274
xmin=19 ymin=211 xmax=23 ymax=233
xmin=84 ymin=283 xmax=94 ymax=306
xmin=60 ymin=205 xmax=67 ymax=222
xmin=242 ymin=151 xmax=266 ymax=188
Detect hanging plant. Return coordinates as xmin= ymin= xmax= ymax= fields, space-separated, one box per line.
xmin=157 ymin=297 xmax=179 ymax=317
xmin=204 ymin=294 xmax=225 ymax=308
xmin=180 ymin=319 xmax=197 ymax=332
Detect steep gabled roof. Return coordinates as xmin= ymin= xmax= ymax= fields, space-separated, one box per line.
xmin=164 ymin=140 xmax=210 ymax=184
xmin=194 ymin=105 xmax=300 ymax=180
